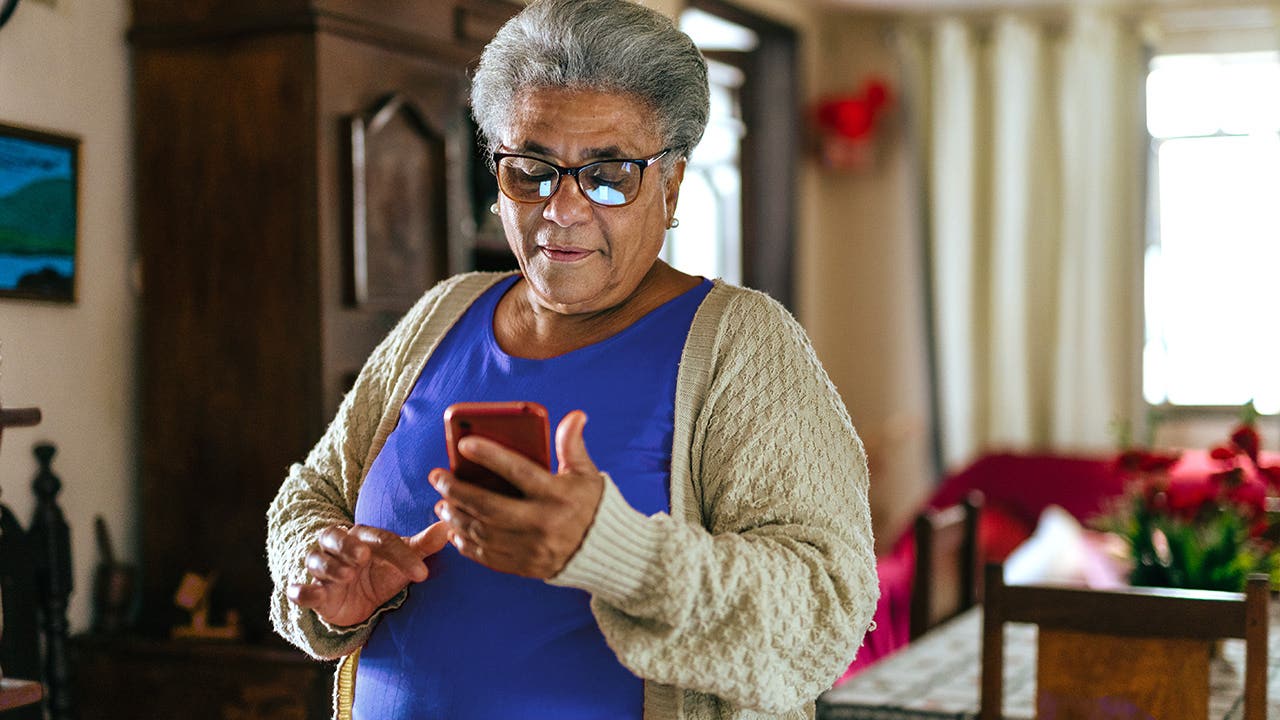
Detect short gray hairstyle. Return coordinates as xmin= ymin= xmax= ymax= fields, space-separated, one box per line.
xmin=471 ymin=0 xmax=710 ymax=174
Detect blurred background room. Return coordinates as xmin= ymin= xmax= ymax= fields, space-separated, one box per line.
xmin=0 ymin=0 xmax=1276 ymax=716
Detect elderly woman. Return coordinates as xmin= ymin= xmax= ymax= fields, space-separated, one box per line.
xmin=267 ymin=0 xmax=876 ymax=718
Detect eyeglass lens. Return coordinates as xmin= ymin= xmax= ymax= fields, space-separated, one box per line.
xmin=497 ymin=156 xmax=643 ymax=207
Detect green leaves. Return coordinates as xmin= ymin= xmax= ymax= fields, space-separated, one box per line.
xmin=1121 ymin=497 xmax=1274 ymax=592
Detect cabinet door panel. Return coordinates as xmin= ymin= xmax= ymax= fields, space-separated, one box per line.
xmin=317 ymin=33 xmax=475 ymax=416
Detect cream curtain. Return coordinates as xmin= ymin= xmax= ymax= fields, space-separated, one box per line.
xmin=899 ymin=9 xmax=1147 ymax=470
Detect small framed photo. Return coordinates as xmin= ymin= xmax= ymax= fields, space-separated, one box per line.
xmin=0 ymin=122 xmax=80 ymax=302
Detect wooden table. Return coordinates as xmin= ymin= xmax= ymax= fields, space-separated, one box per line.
xmin=0 ymin=678 xmax=43 ymax=711
xmin=818 ymin=605 xmax=1280 ymax=719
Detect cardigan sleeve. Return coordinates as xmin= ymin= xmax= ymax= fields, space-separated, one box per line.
xmin=265 ymin=278 xmax=460 ymax=660
xmin=549 ymin=290 xmax=879 ymax=714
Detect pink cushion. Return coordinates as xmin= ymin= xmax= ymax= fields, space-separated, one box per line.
xmin=979 ymin=501 xmax=1036 ymax=563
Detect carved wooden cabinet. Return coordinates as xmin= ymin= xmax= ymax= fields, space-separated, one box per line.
xmin=72 ymin=2 xmax=519 ymax=717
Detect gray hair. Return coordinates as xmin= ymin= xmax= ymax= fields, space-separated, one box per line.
xmin=471 ymin=0 xmax=710 ymax=175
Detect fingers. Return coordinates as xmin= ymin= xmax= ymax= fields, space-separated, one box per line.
xmin=305 ymin=546 xmax=358 ymax=583
xmin=347 ymin=525 xmax=430 ymax=582
xmin=433 ymin=479 xmax=593 ymax=579
xmin=407 ymin=521 xmax=453 ymax=557
xmin=286 ymin=580 xmax=328 ymax=610
xmin=435 ymin=498 xmax=517 ymax=546
xmin=285 ymin=521 xmax=451 ymax=624
xmin=306 ymin=523 xmax=429 ymax=585
xmin=431 ymin=467 xmax=529 ymax=527
xmin=451 ymin=531 xmax=526 ymax=575
xmin=453 ymin=434 xmax=554 ymax=497
xmin=297 ymin=524 xmax=362 ymax=586
xmin=317 ymin=524 xmax=370 ymax=564
xmin=555 ymin=410 xmax=596 ymax=475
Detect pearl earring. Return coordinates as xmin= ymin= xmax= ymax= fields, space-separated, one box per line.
xmin=490 ymin=202 xmax=500 ymax=215
xmin=668 ymin=217 xmax=680 ymax=229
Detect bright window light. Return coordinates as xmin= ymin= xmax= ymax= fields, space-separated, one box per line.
xmin=661 ymin=51 xmax=744 ymax=284
xmin=1144 ymin=51 xmax=1280 ymax=415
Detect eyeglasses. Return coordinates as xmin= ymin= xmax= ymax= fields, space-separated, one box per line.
xmin=492 ymin=148 xmax=670 ymax=208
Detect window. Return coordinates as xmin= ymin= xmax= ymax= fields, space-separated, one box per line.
xmin=666 ymin=8 xmax=754 ymax=284
xmin=662 ymin=58 xmax=745 ymax=284
xmin=1143 ymin=51 xmax=1280 ymax=414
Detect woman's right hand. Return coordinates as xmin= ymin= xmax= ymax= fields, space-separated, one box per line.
xmin=286 ymin=522 xmax=452 ymax=628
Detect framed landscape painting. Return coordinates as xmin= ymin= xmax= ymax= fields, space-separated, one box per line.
xmin=0 ymin=122 xmax=79 ymax=302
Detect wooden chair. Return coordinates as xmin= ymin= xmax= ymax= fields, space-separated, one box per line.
xmin=910 ymin=491 xmax=982 ymax=640
xmin=980 ymin=563 xmax=1269 ymax=720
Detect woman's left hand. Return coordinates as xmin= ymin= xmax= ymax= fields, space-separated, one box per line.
xmin=430 ymin=409 xmax=605 ymax=579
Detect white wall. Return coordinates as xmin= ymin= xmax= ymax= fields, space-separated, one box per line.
xmin=0 ymin=0 xmax=135 ymax=633
xmin=805 ymin=18 xmax=936 ymax=550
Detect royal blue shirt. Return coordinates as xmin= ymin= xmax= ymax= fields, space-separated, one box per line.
xmin=352 ymin=275 xmax=712 ymax=720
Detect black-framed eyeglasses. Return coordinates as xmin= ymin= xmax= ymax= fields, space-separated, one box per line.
xmin=492 ymin=148 xmax=670 ymax=208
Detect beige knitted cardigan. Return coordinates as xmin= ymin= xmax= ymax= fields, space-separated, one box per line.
xmin=266 ymin=272 xmax=878 ymax=720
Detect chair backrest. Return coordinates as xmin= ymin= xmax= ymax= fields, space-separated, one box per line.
xmin=980 ymin=563 xmax=1269 ymax=720
xmin=910 ymin=491 xmax=982 ymax=640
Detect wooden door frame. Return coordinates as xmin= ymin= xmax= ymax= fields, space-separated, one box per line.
xmin=686 ymin=0 xmax=799 ymax=310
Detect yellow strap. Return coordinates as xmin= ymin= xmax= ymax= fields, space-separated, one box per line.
xmin=335 ymin=649 xmax=360 ymax=720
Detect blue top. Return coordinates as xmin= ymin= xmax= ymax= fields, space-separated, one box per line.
xmin=352 ymin=274 xmax=713 ymax=720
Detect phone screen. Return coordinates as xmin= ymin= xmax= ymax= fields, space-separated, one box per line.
xmin=444 ymin=401 xmax=551 ymax=498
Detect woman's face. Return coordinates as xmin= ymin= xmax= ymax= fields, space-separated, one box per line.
xmin=496 ymin=87 xmax=682 ymax=316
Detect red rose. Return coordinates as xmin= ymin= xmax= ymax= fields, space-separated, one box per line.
xmin=1231 ymin=425 xmax=1261 ymax=462
xmin=1210 ymin=445 xmax=1238 ymax=461
xmin=1250 ymin=517 xmax=1271 ymax=538
xmin=1166 ymin=479 xmax=1215 ymax=519
xmin=1258 ymin=465 xmax=1280 ymax=491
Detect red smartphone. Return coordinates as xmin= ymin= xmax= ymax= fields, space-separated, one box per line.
xmin=443 ymin=401 xmax=551 ymax=498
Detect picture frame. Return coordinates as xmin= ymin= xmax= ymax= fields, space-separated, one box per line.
xmin=345 ymin=93 xmax=448 ymax=311
xmin=0 ymin=122 xmax=79 ymax=303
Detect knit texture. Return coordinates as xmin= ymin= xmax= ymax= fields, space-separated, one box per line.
xmin=266 ymin=272 xmax=878 ymax=720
